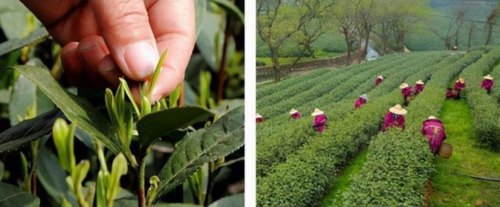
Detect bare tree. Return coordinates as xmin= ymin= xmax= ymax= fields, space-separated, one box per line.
xmin=485 ymin=4 xmax=500 ymax=46
xmin=467 ymin=22 xmax=476 ymax=50
xmin=428 ymin=6 xmax=466 ymax=50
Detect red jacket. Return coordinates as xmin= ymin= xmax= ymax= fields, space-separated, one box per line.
xmin=290 ymin=112 xmax=301 ymax=119
xmin=375 ymin=78 xmax=383 ymax=86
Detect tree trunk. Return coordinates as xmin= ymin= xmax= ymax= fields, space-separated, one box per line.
xmin=270 ymin=48 xmax=281 ymax=82
xmin=485 ymin=24 xmax=494 ymax=46
xmin=467 ymin=25 xmax=474 ymax=49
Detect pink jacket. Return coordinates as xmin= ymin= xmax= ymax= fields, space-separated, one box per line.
xmin=401 ymin=86 xmax=412 ymax=97
xmin=354 ymin=97 xmax=367 ymax=109
xmin=481 ymin=79 xmax=494 ymax=93
xmin=454 ymin=81 xmax=466 ymax=91
xmin=290 ymin=112 xmax=301 ymax=119
xmin=382 ymin=112 xmax=405 ymax=131
xmin=414 ymin=84 xmax=424 ymax=95
xmin=421 ymin=119 xmax=446 ymax=154
xmin=312 ymin=114 xmax=327 ymax=133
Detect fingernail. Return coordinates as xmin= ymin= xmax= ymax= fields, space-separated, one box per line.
xmin=98 ymin=57 xmax=116 ymax=73
xmin=124 ymin=41 xmax=158 ymax=80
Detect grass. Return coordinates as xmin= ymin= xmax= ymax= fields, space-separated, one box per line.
xmin=430 ymin=99 xmax=500 ymax=206
xmin=321 ymin=149 xmax=368 ymax=207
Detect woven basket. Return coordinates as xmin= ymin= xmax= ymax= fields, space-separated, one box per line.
xmin=439 ymin=143 xmax=453 ymax=159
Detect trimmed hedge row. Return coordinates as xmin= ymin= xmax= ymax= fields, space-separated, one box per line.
xmin=257 ymin=55 xmax=415 ymax=119
xmin=256 ymin=52 xmax=474 ymax=207
xmin=460 ymin=47 xmax=500 ymax=149
xmin=342 ymin=50 xmax=484 ymax=206
xmin=257 ymin=51 xmax=478 ymax=206
xmin=256 ymin=53 xmax=436 ymax=141
xmin=256 ymin=53 xmax=450 ymax=177
xmin=490 ymin=63 xmax=500 ymax=102
xmin=257 ymin=54 xmax=401 ymax=100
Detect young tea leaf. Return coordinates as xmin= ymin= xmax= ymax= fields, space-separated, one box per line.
xmin=13 ymin=65 xmax=121 ymax=153
xmin=155 ymin=106 xmax=244 ymax=200
xmin=136 ymin=106 xmax=215 ymax=148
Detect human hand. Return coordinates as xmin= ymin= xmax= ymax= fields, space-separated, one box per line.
xmin=21 ymin=0 xmax=195 ymax=102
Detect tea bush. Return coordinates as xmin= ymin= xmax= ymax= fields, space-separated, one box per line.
xmin=342 ymin=50 xmax=484 ymax=206
xmin=257 ymin=50 xmax=483 ymax=207
xmin=459 ymin=47 xmax=500 ymax=150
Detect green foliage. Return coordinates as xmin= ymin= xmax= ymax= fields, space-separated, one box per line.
xmin=52 ymin=118 xmax=76 ymax=173
xmin=459 ymin=47 xmax=500 ymax=149
xmin=0 ymin=182 xmax=40 ymax=207
xmin=137 ymin=107 xmax=214 ymax=147
xmin=155 ymin=106 xmax=244 ymax=200
xmin=256 ymin=50 xmax=483 ymax=207
xmin=343 ymin=50 xmax=484 ymax=206
xmin=13 ymin=65 xmax=121 ymax=153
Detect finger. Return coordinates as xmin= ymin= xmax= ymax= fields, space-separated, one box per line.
xmin=22 ymin=0 xmax=100 ymax=44
xmin=20 ymin=0 xmax=81 ymax=26
xmin=98 ymin=55 xmax=123 ymax=88
xmin=89 ymin=0 xmax=159 ymax=81
xmin=61 ymin=42 xmax=85 ymax=87
xmin=147 ymin=0 xmax=195 ymax=101
xmin=77 ymin=36 xmax=109 ymax=88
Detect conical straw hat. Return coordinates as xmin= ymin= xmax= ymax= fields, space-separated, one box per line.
xmin=484 ymin=74 xmax=493 ymax=80
xmin=311 ymin=108 xmax=324 ymax=116
xmin=289 ymin=108 xmax=299 ymax=115
xmin=256 ymin=113 xmax=263 ymax=118
xmin=359 ymin=94 xmax=368 ymax=100
xmin=458 ymin=77 xmax=465 ymax=83
xmin=377 ymin=75 xmax=384 ymax=80
xmin=399 ymin=83 xmax=409 ymax=89
xmin=427 ymin=115 xmax=437 ymax=120
xmin=415 ymin=80 xmax=424 ymax=85
xmin=389 ymin=104 xmax=407 ymax=115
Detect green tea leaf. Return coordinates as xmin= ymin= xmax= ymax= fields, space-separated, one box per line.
xmin=0 ymin=109 xmax=62 ymax=152
xmin=0 ymin=27 xmax=48 ymax=57
xmin=211 ymin=0 xmax=244 ymax=23
xmin=9 ymin=71 xmax=53 ymax=125
xmin=0 ymin=182 xmax=40 ymax=207
xmin=37 ymin=146 xmax=75 ymax=206
xmin=13 ymin=65 xmax=120 ymax=153
xmin=137 ymin=106 xmax=214 ymax=147
xmin=194 ymin=0 xmax=207 ymax=38
xmin=208 ymin=193 xmax=244 ymax=207
xmin=155 ymin=106 xmax=244 ymax=199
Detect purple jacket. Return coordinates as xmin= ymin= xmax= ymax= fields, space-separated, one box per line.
xmin=421 ymin=119 xmax=446 ymax=154
xmin=354 ymin=98 xmax=367 ymax=109
xmin=414 ymin=84 xmax=424 ymax=95
xmin=312 ymin=114 xmax=327 ymax=133
xmin=401 ymin=86 xmax=412 ymax=97
xmin=382 ymin=112 xmax=405 ymax=131
xmin=481 ymin=79 xmax=494 ymax=93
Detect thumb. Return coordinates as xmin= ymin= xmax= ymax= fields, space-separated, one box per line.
xmin=89 ymin=0 xmax=159 ymax=80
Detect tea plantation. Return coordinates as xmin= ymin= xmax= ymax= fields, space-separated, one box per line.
xmin=256 ymin=48 xmax=500 ymax=207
